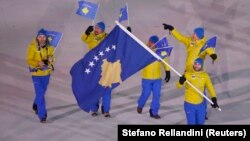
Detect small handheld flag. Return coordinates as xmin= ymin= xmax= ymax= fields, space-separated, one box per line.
xmin=46 ymin=30 xmax=63 ymax=48
xmin=119 ymin=5 xmax=128 ymax=22
xmin=199 ymin=36 xmax=217 ymax=54
xmin=155 ymin=37 xmax=174 ymax=58
xmin=76 ymin=0 xmax=98 ymax=20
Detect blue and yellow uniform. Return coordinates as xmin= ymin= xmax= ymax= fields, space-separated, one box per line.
xmin=176 ymin=59 xmax=217 ymax=125
xmin=26 ymin=30 xmax=55 ymax=122
xmin=27 ymin=40 xmax=55 ymax=76
xmin=137 ymin=36 xmax=170 ymax=118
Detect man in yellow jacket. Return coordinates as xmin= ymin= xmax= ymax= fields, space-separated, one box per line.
xmin=162 ymin=24 xmax=218 ymax=72
xmin=137 ymin=35 xmax=171 ymax=119
xmin=176 ymin=58 xmax=219 ymax=125
xmin=82 ymin=22 xmax=107 ymax=50
xmin=81 ymin=21 xmax=112 ymax=117
xmin=82 ymin=22 xmax=131 ymax=117
xmin=162 ymin=24 xmax=218 ymax=120
xmin=26 ymin=29 xmax=55 ymax=123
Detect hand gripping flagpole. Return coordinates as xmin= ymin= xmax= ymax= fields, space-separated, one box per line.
xmin=115 ymin=21 xmax=221 ymax=111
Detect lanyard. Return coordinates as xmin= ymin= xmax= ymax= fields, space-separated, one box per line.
xmin=38 ymin=45 xmax=48 ymax=60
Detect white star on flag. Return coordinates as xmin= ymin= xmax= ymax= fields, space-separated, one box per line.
xmin=93 ymin=55 xmax=99 ymax=61
xmin=85 ymin=68 xmax=91 ymax=74
xmin=89 ymin=61 xmax=95 ymax=67
xmin=112 ymin=45 xmax=116 ymax=50
xmin=105 ymin=47 xmax=110 ymax=52
xmin=99 ymin=51 xmax=104 ymax=57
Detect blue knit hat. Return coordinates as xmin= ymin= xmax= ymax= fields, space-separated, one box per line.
xmin=96 ymin=22 xmax=105 ymax=31
xmin=193 ymin=27 xmax=204 ymax=39
xmin=149 ymin=35 xmax=159 ymax=44
xmin=194 ymin=58 xmax=204 ymax=67
xmin=37 ymin=28 xmax=47 ymax=37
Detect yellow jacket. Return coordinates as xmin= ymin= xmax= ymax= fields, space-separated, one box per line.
xmin=171 ymin=28 xmax=215 ymax=72
xmin=176 ymin=71 xmax=216 ymax=104
xmin=26 ymin=40 xmax=55 ymax=76
xmin=81 ymin=32 xmax=107 ymax=50
xmin=142 ymin=57 xmax=170 ymax=80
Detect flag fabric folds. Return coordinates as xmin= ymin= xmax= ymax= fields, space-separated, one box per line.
xmin=155 ymin=37 xmax=174 ymax=58
xmin=70 ymin=25 xmax=156 ymax=112
xmin=76 ymin=0 xmax=98 ymax=20
xmin=46 ymin=30 xmax=63 ymax=48
xmin=199 ymin=36 xmax=217 ymax=54
xmin=119 ymin=5 xmax=128 ymax=22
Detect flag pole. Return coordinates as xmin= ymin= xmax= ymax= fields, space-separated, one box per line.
xmin=126 ymin=2 xmax=130 ymax=26
xmin=152 ymin=36 xmax=172 ymax=50
xmin=92 ymin=4 xmax=100 ymax=25
xmin=155 ymin=46 xmax=173 ymax=50
xmin=115 ymin=21 xmax=221 ymax=111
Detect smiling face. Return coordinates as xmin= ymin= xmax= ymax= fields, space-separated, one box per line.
xmin=193 ymin=62 xmax=202 ymax=71
xmin=94 ymin=25 xmax=103 ymax=35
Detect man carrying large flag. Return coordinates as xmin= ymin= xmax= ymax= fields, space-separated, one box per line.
xmin=162 ymin=23 xmax=220 ymax=120
xmin=176 ymin=58 xmax=220 ymax=125
xmin=70 ymin=23 xmax=156 ymax=114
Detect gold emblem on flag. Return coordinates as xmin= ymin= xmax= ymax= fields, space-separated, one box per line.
xmin=99 ymin=59 xmax=122 ymax=88
xmin=82 ymin=7 xmax=89 ymax=15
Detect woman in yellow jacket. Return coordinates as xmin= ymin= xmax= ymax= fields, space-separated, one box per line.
xmin=162 ymin=24 xmax=218 ymax=73
xmin=26 ymin=29 xmax=55 ymax=123
xmin=176 ymin=58 xmax=219 ymax=125
xmin=137 ymin=35 xmax=171 ymax=119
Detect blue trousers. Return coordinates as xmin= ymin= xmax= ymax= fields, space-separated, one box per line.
xmin=184 ymin=101 xmax=206 ymax=125
xmin=137 ymin=79 xmax=162 ymax=115
xmin=32 ymin=75 xmax=50 ymax=120
xmin=92 ymin=89 xmax=112 ymax=113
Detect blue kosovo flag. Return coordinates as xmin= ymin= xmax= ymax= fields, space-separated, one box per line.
xmin=155 ymin=37 xmax=174 ymax=58
xmin=199 ymin=36 xmax=217 ymax=54
xmin=46 ymin=30 xmax=63 ymax=48
xmin=76 ymin=0 xmax=98 ymax=20
xmin=70 ymin=25 xmax=156 ymax=112
xmin=119 ymin=5 xmax=128 ymax=22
